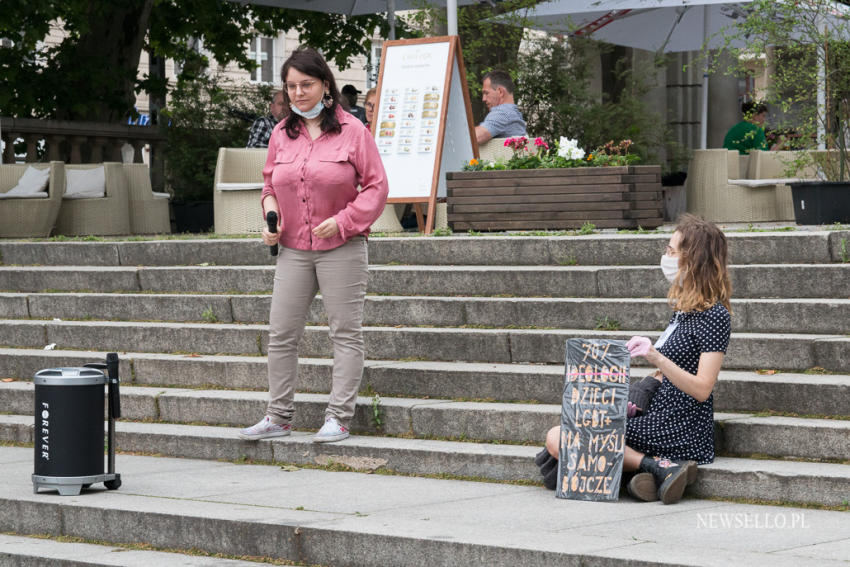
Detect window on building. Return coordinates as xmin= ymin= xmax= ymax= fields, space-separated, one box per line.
xmin=249 ymin=36 xmax=274 ymax=84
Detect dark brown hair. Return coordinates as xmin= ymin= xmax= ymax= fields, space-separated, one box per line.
xmin=280 ymin=48 xmax=342 ymax=139
xmin=482 ymin=70 xmax=515 ymax=94
xmin=667 ymin=214 xmax=732 ymax=312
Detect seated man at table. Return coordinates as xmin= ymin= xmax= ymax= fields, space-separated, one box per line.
xmin=723 ymin=101 xmax=783 ymax=155
xmin=474 ymin=70 xmax=527 ymax=145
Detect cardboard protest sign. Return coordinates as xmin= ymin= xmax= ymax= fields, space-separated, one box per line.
xmin=557 ymin=338 xmax=630 ymax=501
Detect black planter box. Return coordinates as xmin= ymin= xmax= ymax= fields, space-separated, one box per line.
xmin=790 ymin=182 xmax=850 ymax=224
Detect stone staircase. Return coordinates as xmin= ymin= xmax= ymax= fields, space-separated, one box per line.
xmin=0 ymin=232 xmax=849 ymax=565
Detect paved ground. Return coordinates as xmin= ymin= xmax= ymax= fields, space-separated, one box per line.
xmin=2 ymin=446 xmax=849 ymax=566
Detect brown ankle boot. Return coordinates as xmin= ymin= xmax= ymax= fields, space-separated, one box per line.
xmin=627 ymin=472 xmax=658 ymax=502
xmin=639 ymin=456 xmax=689 ymax=504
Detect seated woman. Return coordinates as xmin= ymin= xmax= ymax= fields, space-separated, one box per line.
xmin=537 ymin=214 xmax=732 ymax=504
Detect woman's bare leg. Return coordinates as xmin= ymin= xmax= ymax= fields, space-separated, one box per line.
xmin=544 ymin=426 xmax=560 ymax=457
xmin=624 ymin=446 xmax=645 ymax=472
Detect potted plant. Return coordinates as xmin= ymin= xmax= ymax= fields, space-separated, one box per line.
xmin=714 ymin=0 xmax=850 ymax=224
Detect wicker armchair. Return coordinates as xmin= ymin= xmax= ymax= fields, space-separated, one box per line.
xmin=55 ymin=162 xmax=131 ymax=236
xmin=685 ymin=149 xmax=796 ymax=222
xmin=213 ymin=148 xmax=267 ymax=234
xmin=124 ymin=163 xmax=171 ymax=234
xmin=478 ymin=138 xmax=512 ymax=163
xmin=0 ymin=162 xmax=65 ymax=238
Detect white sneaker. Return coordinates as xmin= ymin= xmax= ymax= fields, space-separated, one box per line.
xmin=238 ymin=416 xmax=291 ymax=440
xmin=313 ymin=416 xmax=349 ymax=443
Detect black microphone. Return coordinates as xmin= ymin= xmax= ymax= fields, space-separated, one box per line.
xmin=266 ymin=211 xmax=279 ymax=257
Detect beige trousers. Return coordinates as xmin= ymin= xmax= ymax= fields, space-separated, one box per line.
xmin=266 ymin=237 xmax=368 ymax=427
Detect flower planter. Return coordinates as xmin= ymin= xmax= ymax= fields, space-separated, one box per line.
xmin=789 ymin=181 xmax=850 ymax=225
xmin=446 ymin=165 xmax=663 ymax=231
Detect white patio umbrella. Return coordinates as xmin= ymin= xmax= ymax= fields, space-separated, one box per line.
xmin=230 ymin=0 xmax=472 ymax=38
xmin=498 ymin=0 xmax=850 ymax=148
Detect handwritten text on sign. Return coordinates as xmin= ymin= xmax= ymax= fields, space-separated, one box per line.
xmin=557 ymin=339 xmax=630 ymax=501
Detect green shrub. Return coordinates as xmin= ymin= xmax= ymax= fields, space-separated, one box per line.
xmin=162 ymin=75 xmax=273 ymax=203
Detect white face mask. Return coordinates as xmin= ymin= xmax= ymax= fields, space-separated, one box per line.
xmin=289 ymin=99 xmax=324 ymax=120
xmin=660 ymin=254 xmax=680 ymax=283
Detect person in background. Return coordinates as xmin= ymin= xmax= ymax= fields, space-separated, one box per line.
xmin=247 ymin=90 xmax=286 ymax=148
xmin=238 ymin=48 xmax=388 ymax=444
xmin=342 ymin=84 xmax=367 ymax=124
xmin=474 ymin=70 xmax=527 ymax=145
xmin=536 ymin=214 xmax=732 ymax=505
xmin=363 ymin=87 xmax=377 ymax=131
xmin=722 ymin=100 xmax=783 ymax=154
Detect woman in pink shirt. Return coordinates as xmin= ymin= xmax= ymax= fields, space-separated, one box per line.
xmin=239 ymin=48 xmax=389 ymax=444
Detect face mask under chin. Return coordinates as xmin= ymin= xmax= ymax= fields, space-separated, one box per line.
xmin=290 ymin=99 xmax=324 ymax=120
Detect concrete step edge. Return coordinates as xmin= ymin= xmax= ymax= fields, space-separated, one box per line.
xmin=2 ymin=348 xmax=849 ymax=416
xmin=5 ymin=383 xmax=848 ymax=456
xmin=2 ymin=416 xmax=849 ymax=508
xmin=0 ymin=534 xmax=264 ymax=566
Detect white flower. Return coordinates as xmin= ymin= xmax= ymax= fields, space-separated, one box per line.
xmin=557 ymin=136 xmax=585 ymax=160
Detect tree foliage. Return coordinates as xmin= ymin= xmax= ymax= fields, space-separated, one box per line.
xmin=515 ymin=35 xmax=667 ymax=165
xmin=711 ymin=0 xmax=850 ymax=180
xmin=162 ymin=75 xmax=272 ymax=203
xmin=455 ymin=0 xmax=539 ymax=122
xmin=0 ymin=0 xmax=394 ymax=122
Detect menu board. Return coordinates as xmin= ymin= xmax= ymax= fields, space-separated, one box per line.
xmin=372 ymin=36 xmax=476 ymax=232
xmin=557 ymin=338 xmax=630 ymax=502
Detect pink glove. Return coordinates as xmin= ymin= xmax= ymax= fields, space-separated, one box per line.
xmin=626 ymin=336 xmax=651 ymax=358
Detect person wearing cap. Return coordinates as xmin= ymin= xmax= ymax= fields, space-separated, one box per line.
xmin=342 ymin=84 xmax=367 ymax=124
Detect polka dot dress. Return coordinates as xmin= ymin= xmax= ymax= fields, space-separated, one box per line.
xmin=626 ymin=303 xmax=731 ymax=464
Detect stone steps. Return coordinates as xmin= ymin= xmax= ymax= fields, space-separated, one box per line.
xmin=1 ymin=232 xmax=848 ymax=519
xmin=3 ymin=348 xmax=849 ymax=414
xmin=5 ymin=381 xmax=850 ymax=460
xmin=2 ymin=416 xmax=849 ymax=507
xmin=1 ymin=231 xmax=847 ymax=266
xmin=3 ymin=292 xmax=850 ymax=334
xmin=3 ymin=263 xmax=850 ymax=298
xmin=0 ymin=534 xmax=264 ymax=566
xmin=1 ymin=319 xmax=847 ymax=372
xmin=5 ymin=446 xmax=850 ymax=567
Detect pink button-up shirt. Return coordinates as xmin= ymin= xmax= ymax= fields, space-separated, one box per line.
xmin=261 ymin=108 xmax=389 ymax=251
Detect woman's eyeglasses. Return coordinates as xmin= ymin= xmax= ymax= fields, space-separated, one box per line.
xmin=285 ymin=80 xmax=318 ymax=93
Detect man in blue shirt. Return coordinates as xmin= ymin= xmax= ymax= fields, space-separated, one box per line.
xmin=474 ymin=70 xmax=527 ymax=144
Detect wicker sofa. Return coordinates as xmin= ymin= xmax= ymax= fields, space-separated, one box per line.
xmin=124 ymin=163 xmax=171 ymax=234
xmin=55 ymin=162 xmax=131 ymax=236
xmin=685 ymin=150 xmax=818 ymax=222
xmin=0 ymin=162 xmax=65 ymax=238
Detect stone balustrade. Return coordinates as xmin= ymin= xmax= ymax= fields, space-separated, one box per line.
xmin=0 ymin=117 xmax=167 ymax=191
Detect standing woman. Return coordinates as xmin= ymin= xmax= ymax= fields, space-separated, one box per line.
xmin=239 ymin=48 xmax=388 ymax=443
xmin=539 ymin=214 xmax=731 ymax=504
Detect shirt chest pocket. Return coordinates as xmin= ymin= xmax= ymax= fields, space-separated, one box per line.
xmin=313 ymin=151 xmax=352 ymax=184
xmin=274 ymin=151 xmax=297 ymax=165
xmin=318 ymin=150 xmax=350 ymax=165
